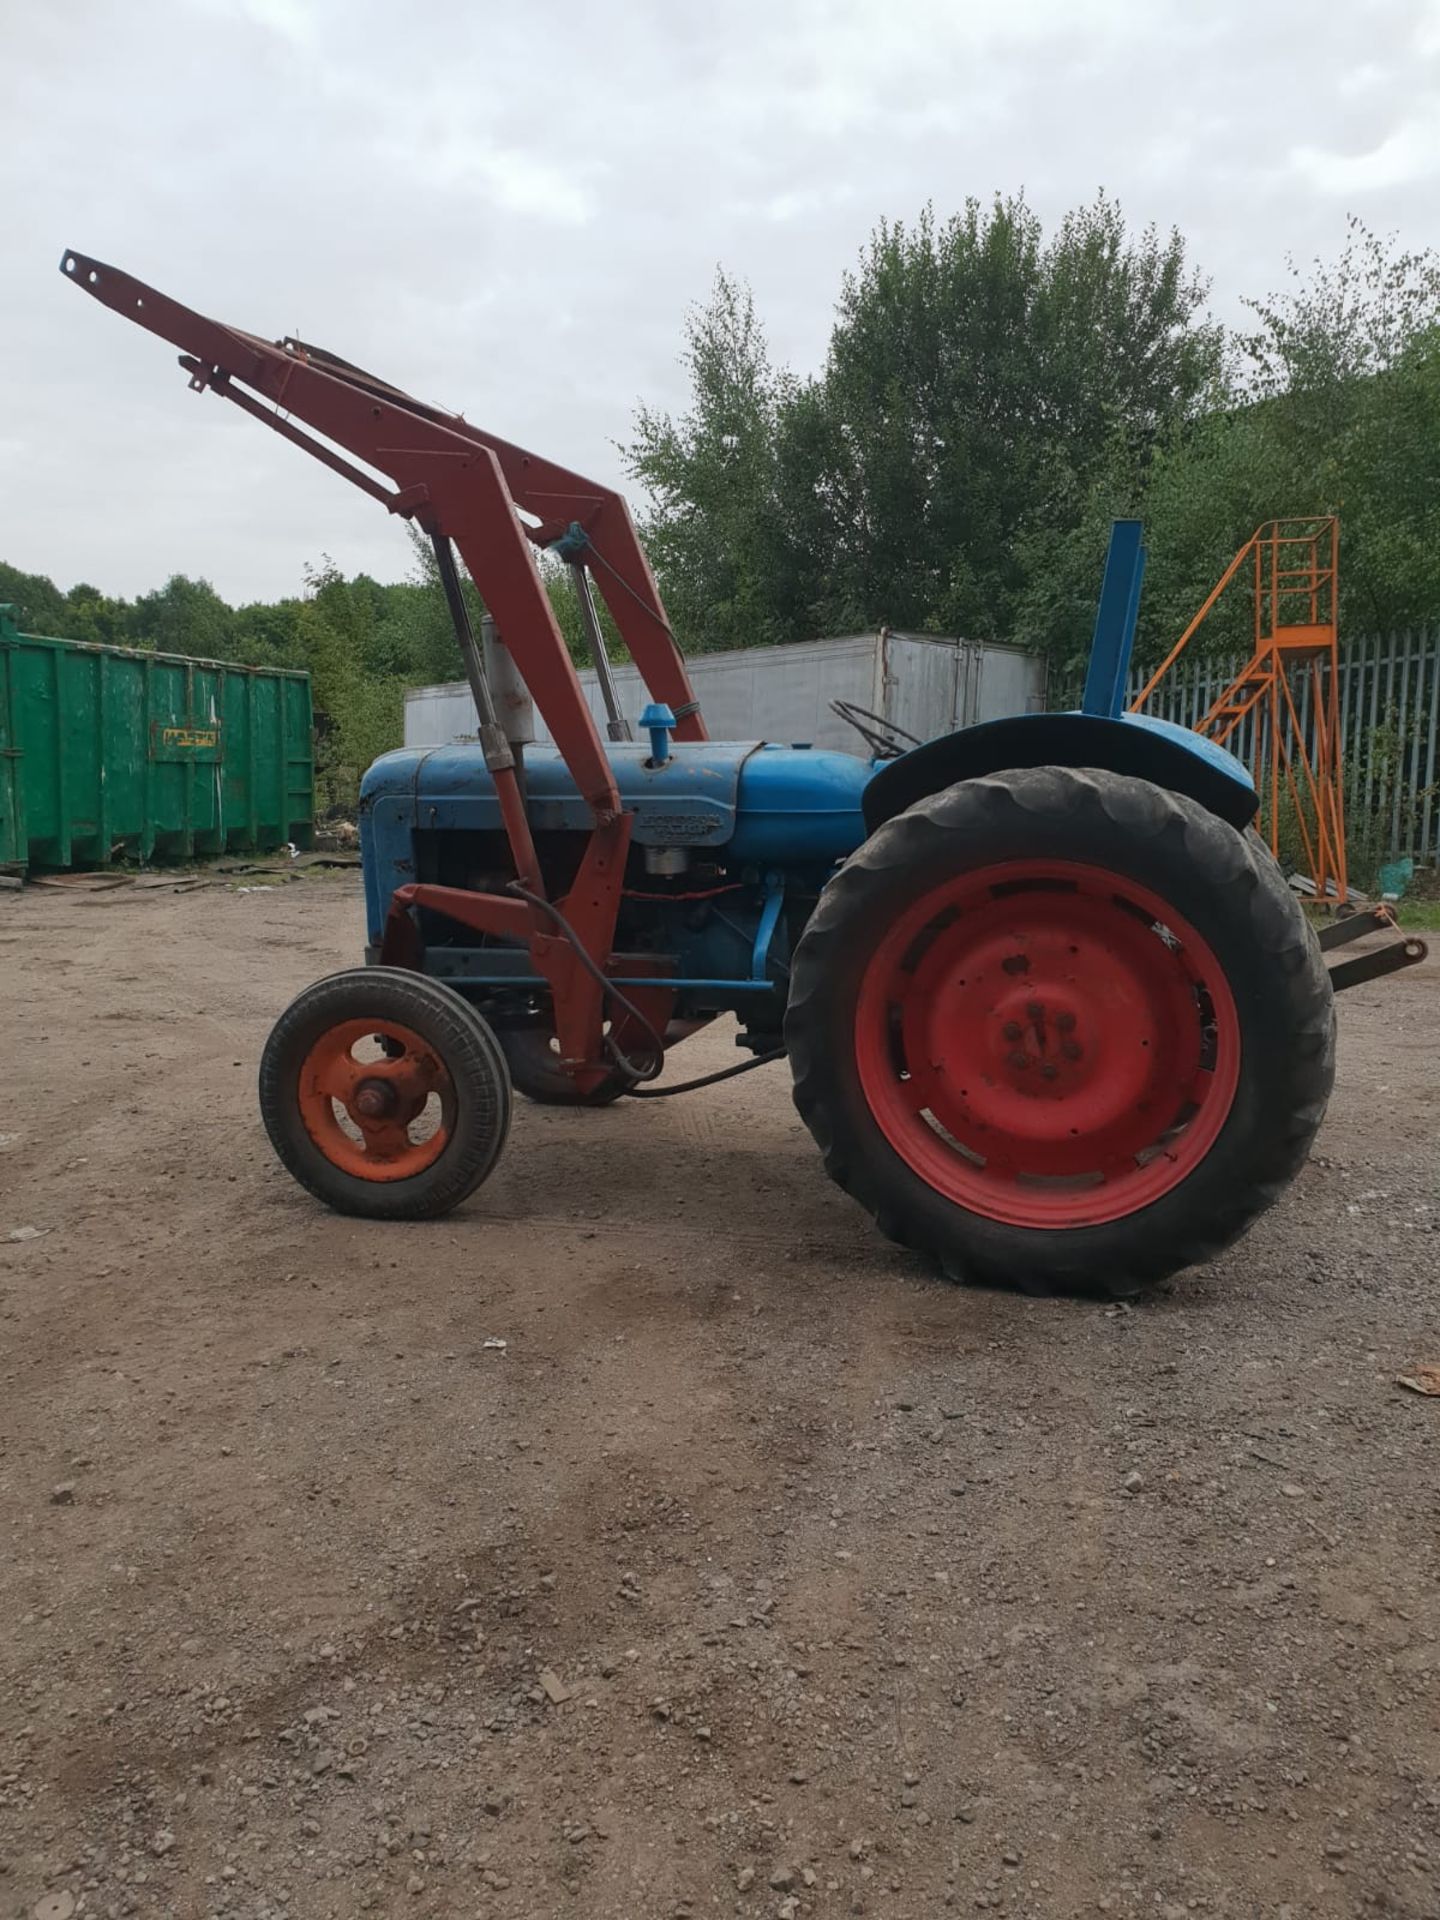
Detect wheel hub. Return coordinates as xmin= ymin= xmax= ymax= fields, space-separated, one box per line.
xmin=913 ymin=909 xmax=1176 ymax=1158
xmin=352 ymin=1077 xmax=400 ymax=1119
xmin=853 ymin=859 xmax=1240 ymax=1228
xmin=990 ymin=989 xmax=1090 ymax=1096
xmin=295 ymin=1018 xmax=453 ymax=1182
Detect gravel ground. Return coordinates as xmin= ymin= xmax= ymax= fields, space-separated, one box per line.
xmin=1 ymin=873 xmax=1437 ymax=1920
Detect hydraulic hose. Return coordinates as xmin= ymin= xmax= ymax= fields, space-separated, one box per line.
xmin=504 ymin=881 xmax=786 ymax=1098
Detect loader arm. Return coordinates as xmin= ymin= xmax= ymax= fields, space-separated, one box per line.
xmin=61 ymin=248 xmax=705 ymax=1090
xmin=58 ymin=252 xmax=706 ymax=796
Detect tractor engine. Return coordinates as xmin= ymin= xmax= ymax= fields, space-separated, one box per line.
xmin=360 ymin=735 xmax=874 ymax=1049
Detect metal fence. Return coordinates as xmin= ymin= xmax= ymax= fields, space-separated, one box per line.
xmin=1127 ymin=626 xmax=1440 ymax=865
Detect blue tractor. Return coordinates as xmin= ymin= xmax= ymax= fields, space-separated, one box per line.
xmin=68 ymin=253 xmax=1388 ymax=1299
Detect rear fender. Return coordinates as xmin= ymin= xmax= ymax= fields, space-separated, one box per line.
xmin=862 ymin=712 xmax=1258 ymax=835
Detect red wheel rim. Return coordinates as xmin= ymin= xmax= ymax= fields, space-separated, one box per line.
xmin=296 ymin=1019 xmax=454 ymax=1183
xmin=853 ymin=860 xmax=1241 ymax=1229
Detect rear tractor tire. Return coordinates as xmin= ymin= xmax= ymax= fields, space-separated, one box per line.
xmin=786 ymin=766 xmax=1335 ymax=1298
xmin=259 ymin=967 xmax=512 ymax=1219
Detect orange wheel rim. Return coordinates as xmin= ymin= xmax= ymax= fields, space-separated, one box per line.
xmin=296 ymin=1019 xmax=454 ymax=1182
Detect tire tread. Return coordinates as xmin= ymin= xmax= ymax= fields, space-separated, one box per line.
xmin=786 ymin=768 xmax=1335 ymax=1298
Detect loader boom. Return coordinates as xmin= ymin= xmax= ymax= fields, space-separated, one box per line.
xmin=62 ymin=249 xmax=707 ymax=1089
xmin=59 ymin=251 xmax=706 ymax=801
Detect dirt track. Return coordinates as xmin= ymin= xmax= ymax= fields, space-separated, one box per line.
xmin=2 ymin=874 xmax=1438 ymax=1920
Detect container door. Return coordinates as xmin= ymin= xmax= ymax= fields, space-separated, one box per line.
xmin=281 ymin=674 xmax=316 ymax=847
xmin=0 ymin=644 xmax=21 ymax=866
xmin=886 ymin=636 xmax=963 ymax=742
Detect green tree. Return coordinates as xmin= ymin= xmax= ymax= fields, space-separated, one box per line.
xmin=128 ymin=574 xmax=236 ymax=658
xmin=628 ymin=198 xmax=1221 ymax=654
xmin=812 ymin=194 xmax=1220 ymax=642
xmin=63 ymin=583 xmax=130 ymax=647
xmin=288 ymin=560 xmax=401 ymax=810
xmin=1236 ymin=219 xmax=1440 ymax=632
xmin=1116 ymin=220 xmax=1440 ymax=668
xmin=0 ymin=563 xmax=70 ymax=634
xmin=623 ymin=270 xmax=812 ymax=653
xmin=398 ymin=525 xmax=480 ymax=682
xmin=231 ymin=598 xmax=306 ymax=666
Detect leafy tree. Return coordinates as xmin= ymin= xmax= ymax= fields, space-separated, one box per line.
xmin=1120 ymin=220 xmax=1440 ymax=667
xmin=230 ymin=598 xmax=305 ymax=666
xmin=629 ymin=197 xmax=1221 ymax=654
xmin=397 ymin=523 xmax=602 ymax=671
xmin=129 ymin=574 xmax=236 ymax=658
xmin=62 ymin=583 xmax=130 ymax=647
xmin=0 ymin=563 xmax=70 ymax=634
xmin=288 ymin=560 xmax=400 ymax=810
xmin=1235 ymin=219 xmax=1440 ymax=632
xmin=624 ymin=271 xmax=811 ymax=652
xmin=809 ymin=193 xmax=1220 ymax=642
xmin=400 ymin=525 xmax=481 ymax=682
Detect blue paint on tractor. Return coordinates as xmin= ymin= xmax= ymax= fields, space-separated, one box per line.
xmin=1082 ymin=519 xmax=1147 ymax=721
xmin=360 ymin=738 xmax=875 ymax=944
xmin=639 ymin=701 xmax=676 ymax=766
xmin=360 ymin=520 xmax=1259 ymax=1029
xmin=1107 ymin=711 xmax=1257 ymax=791
xmin=751 ymin=872 xmax=786 ymax=980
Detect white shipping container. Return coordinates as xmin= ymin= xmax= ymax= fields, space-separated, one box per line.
xmin=404 ymin=631 xmax=1047 ymax=753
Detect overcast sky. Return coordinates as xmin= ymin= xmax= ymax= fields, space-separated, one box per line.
xmin=3 ymin=0 xmax=1438 ymax=606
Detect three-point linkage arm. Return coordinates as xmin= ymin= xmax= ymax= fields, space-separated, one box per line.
xmin=58 ymin=250 xmax=707 ymax=823
xmin=62 ymin=249 xmax=704 ymax=1089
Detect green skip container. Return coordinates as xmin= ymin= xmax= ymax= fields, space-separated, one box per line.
xmin=0 ymin=606 xmax=314 ymax=871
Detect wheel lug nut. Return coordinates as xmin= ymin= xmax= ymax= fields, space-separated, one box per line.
xmin=1002 ymin=1020 xmax=1023 ymax=1041
xmin=1007 ymin=1050 xmax=1030 ymax=1071
xmin=1026 ymin=1001 xmax=1044 ymax=1021
xmin=1040 ymin=1063 xmax=1058 ymax=1081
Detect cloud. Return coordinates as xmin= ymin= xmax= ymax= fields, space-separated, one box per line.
xmin=376 ymin=134 xmax=598 ymax=225
xmin=2 ymin=0 xmax=1438 ymax=601
xmin=1290 ymin=118 xmax=1440 ymax=195
xmin=211 ymin=0 xmax=319 ymax=47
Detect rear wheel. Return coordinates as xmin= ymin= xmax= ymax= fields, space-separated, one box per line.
xmin=786 ymin=767 xmax=1335 ymax=1296
xmin=259 ymin=968 xmax=512 ymax=1218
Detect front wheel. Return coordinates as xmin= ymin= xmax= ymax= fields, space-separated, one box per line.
xmin=786 ymin=767 xmax=1335 ymax=1297
xmin=259 ymin=968 xmax=512 ymax=1219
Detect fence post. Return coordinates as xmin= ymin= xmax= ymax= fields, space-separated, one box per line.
xmin=1420 ymin=626 xmax=1439 ymax=864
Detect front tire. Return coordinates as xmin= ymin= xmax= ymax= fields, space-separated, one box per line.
xmin=259 ymin=968 xmax=512 ymax=1219
xmin=786 ymin=767 xmax=1335 ymax=1296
